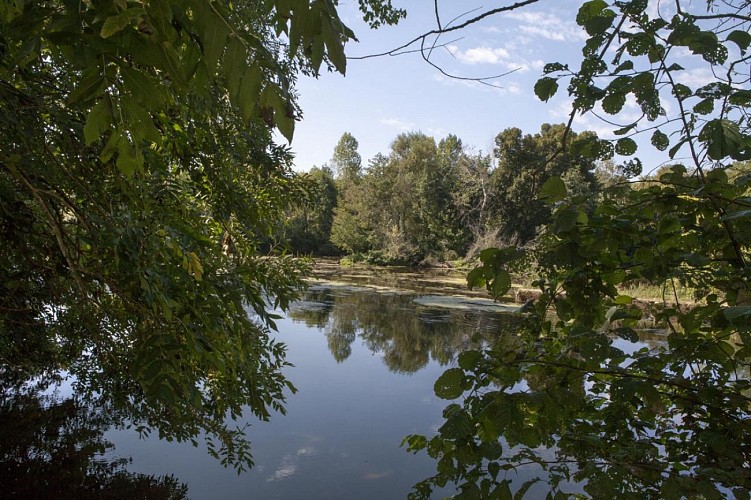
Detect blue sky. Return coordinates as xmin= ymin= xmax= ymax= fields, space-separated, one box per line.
xmin=287 ymin=1 xmax=719 ymax=174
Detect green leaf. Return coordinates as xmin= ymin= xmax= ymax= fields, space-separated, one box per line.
xmin=724 ymin=306 xmax=751 ymax=321
xmin=613 ymin=60 xmax=633 ymax=73
xmin=100 ymin=8 xmax=143 ymax=38
xmin=584 ymin=14 xmax=613 ymax=36
xmin=727 ymin=30 xmax=751 ymax=54
xmin=262 ymin=84 xmax=295 ymax=142
xmin=120 ymin=66 xmax=165 ymax=109
xmin=613 ymin=295 xmax=633 ymax=305
xmin=120 ymin=95 xmax=161 ymax=144
xmin=202 ymin=12 xmax=231 ymax=72
xmin=671 ymin=83 xmax=692 ymax=100
xmin=514 ymin=479 xmax=540 ymax=500
xmin=698 ymin=119 xmax=743 ymax=160
xmin=68 ymin=75 xmax=106 ymax=105
xmin=576 ymin=0 xmax=608 ymax=25
xmin=693 ymin=97 xmax=714 ymax=115
xmin=83 ymin=97 xmax=112 ymax=146
xmin=223 ymin=36 xmax=247 ymax=102
xmin=602 ymin=92 xmax=626 ymax=114
xmin=539 ymin=176 xmax=566 ymax=203
xmin=534 ymin=77 xmax=559 ymax=102
xmin=434 ymin=368 xmax=466 ymax=400
xmin=238 ymin=65 xmax=263 ymax=122
xmin=458 ymin=350 xmax=483 ymax=371
xmin=721 ymin=209 xmax=751 ymax=222
xmin=310 ymin=39 xmax=325 ymax=72
xmin=322 ymin=19 xmax=347 ymax=74
xmin=615 ymin=137 xmax=637 ymax=156
xmin=467 ymin=267 xmax=486 ymax=289
xmin=552 ymin=208 xmax=582 ymax=234
xmin=439 ymin=406 xmax=473 ymax=439
xmin=729 ymin=90 xmax=751 ymax=106
xmin=668 ymin=138 xmax=687 ymax=159
xmin=615 ymin=327 xmax=639 ymax=342
xmin=116 ymin=138 xmax=140 ymax=176
xmin=490 ymin=270 xmax=511 ymax=298
xmin=274 ymin=96 xmax=295 ymax=142
xmin=651 ymin=130 xmax=669 ymax=151
xmin=543 ymin=62 xmax=567 ymax=74
xmin=613 ymin=123 xmax=637 ymax=136
xmin=479 ymin=248 xmax=502 ymax=263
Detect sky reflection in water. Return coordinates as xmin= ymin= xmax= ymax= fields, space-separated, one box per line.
xmin=103 ymin=285 xmax=520 ymax=499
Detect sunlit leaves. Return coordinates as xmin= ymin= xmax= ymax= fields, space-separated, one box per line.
xmin=357 ymin=0 xmax=406 ymax=28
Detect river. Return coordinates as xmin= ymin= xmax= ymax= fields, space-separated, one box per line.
xmin=1 ymin=269 xmax=527 ymax=499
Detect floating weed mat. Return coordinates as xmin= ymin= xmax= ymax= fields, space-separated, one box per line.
xmin=413 ymin=295 xmax=520 ymax=313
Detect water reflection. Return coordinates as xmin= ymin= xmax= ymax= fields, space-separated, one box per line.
xmin=0 ymin=375 xmax=187 ymax=499
xmin=288 ymin=285 xmax=522 ymax=373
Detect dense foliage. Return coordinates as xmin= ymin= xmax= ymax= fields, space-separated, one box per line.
xmin=289 ymin=127 xmax=601 ymax=263
xmin=403 ymin=0 xmax=751 ymax=498
xmin=0 ymin=0 xmax=403 ymax=470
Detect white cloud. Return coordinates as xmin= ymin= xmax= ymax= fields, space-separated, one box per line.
xmin=518 ymin=24 xmax=567 ymax=42
xmin=447 ymin=44 xmax=510 ymax=64
xmin=505 ymin=11 xmax=587 ymax=42
xmin=530 ymin=59 xmax=546 ymax=71
xmin=480 ymin=26 xmax=503 ymax=34
xmin=675 ymin=68 xmax=716 ymax=88
xmin=445 ymin=44 xmax=543 ymax=74
xmin=505 ymin=82 xmax=522 ymax=94
xmin=432 ymin=74 xmax=523 ymax=95
xmin=380 ymin=117 xmax=416 ymax=130
xmin=426 ymin=126 xmax=448 ymax=137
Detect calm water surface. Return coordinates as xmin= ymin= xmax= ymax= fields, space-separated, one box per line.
xmin=104 ymin=284 xmax=521 ymax=499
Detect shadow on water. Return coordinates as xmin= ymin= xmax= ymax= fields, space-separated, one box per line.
xmin=0 ymin=375 xmax=188 ymax=499
xmin=288 ymin=285 xmax=523 ymax=374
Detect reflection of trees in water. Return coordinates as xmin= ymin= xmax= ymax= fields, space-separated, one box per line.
xmin=0 ymin=376 xmax=187 ymax=499
xmin=289 ymin=287 xmax=521 ymax=373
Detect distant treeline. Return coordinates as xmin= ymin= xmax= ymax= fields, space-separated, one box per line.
xmin=276 ymin=124 xmax=652 ymax=264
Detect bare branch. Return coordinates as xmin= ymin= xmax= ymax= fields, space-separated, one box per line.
xmin=349 ymin=0 xmax=545 ymax=61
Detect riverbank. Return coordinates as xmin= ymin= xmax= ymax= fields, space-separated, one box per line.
xmin=307 ymin=258 xmax=696 ymax=314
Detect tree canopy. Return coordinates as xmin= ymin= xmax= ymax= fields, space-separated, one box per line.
xmin=0 ymin=0 xmax=402 ymax=469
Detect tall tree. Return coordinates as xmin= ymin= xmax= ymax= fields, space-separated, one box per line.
xmin=331 ymin=132 xmax=363 ymax=182
xmin=330 ymin=134 xmax=374 ymax=254
xmin=490 ymin=124 xmax=597 ymax=244
xmin=284 ymin=166 xmax=338 ymax=255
